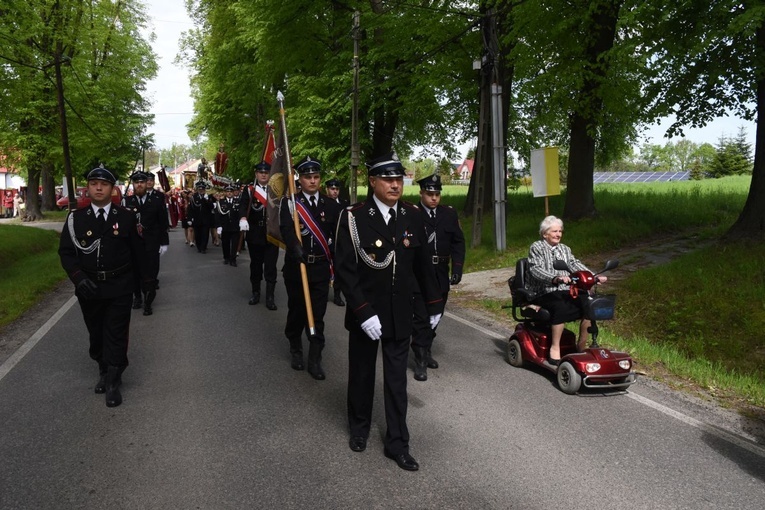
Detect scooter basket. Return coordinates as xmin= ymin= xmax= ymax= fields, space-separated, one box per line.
xmin=586 ymin=294 xmax=616 ymax=320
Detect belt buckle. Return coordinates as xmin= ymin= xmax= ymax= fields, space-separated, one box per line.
xmin=307 ymin=254 xmax=316 ymax=264
xmin=432 ymin=256 xmax=439 ymax=265
xmin=96 ymin=271 xmax=107 ymax=281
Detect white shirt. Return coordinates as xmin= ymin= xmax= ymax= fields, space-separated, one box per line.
xmin=91 ymin=203 xmax=112 ymax=216
xmin=372 ymin=195 xmax=397 ymax=224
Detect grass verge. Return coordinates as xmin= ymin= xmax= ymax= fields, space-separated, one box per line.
xmin=0 ymin=225 xmax=67 ymax=328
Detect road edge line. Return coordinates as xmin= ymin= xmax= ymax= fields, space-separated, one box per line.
xmin=0 ymin=295 xmax=77 ymax=383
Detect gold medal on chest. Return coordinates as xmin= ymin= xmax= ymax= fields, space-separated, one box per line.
xmin=113 ymin=230 xmax=119 ymax=235
xmin=403 ymin=238 xmax=410 ymax=247
xmin=375 ymin=239 xmax=382 ymax=247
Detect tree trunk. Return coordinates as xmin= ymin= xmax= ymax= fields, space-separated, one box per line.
xmin=562 ymin=0 xmax=622 ymax=221
xmin=24 ymin=162 xmax=43 ymax=221
xmin=726 ymin=18 xmax=765 ymax=239
xmin=41 ymin=163 xmax=57 ymax=211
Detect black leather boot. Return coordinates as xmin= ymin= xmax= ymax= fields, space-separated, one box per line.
xmin=248 ymin=283 xmax=261 ymax=305
xmin=413 ymin=347 xmax=428 ymax=381
xmin=105 ymin=366 xmax=123 ymax=407
xmin=307 ymin=342 xmax=326 ymax=380
xmin=143 ymin=290 xmax=156 ymax=316
xmin=425 ymin=348 xmax=439 ymax=369
xmin=265 ymin=282 xmax=277 ymax=310
xmin=289 ymin=338 xmax=304 ymax=371
xmin=132 ymin=294 xmax=143 ymax=309
xmin=95 ymin=362 xmax=108 ymax=394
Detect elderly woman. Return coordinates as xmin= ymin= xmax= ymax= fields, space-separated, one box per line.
xmin=527 ymin=215 xmax=607 ymax=365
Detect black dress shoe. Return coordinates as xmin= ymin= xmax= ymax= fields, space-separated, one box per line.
xmin=334 ymin=296 xmax=345 ymax=306
xmin=106 ymin=386 xmax=122 ymax=407
xmin=223 ymin=259 xmax=229 ymax=265
xmin=249 ymin=292 xmax=261 ymax=305
xmin=349 ymin=436 xmax=367 ymax=452
xmin=131 ymin=297 xmax=143 ymax=309
xmin=548 ymin=358 xmax=560 ymax=366
xmin=230 ymin=260 xmax=237 ymax=267
xmin=384 ymin=449 xmax=419 ymax=471
xmin=143 ymin=305 xmax=153 ymax=316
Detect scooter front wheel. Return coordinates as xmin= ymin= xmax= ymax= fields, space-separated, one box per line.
xmin=557 ymin=361 xmax=582 ymax=394
xmin=507 ymin=338 xmax=524 ymax=367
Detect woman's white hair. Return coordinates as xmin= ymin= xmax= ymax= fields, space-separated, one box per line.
xmin=539 ymin=215 xmax=563 ymax=237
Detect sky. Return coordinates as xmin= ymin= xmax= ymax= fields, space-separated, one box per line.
xmin=141 ymin=0 xmax=757 ymax=159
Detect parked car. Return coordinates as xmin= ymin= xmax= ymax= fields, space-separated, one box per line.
xmin=56 ymin=186 xmax=123 ymax=210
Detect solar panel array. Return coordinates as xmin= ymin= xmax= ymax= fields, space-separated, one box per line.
xmin=593 ymin=171 xmax=690 ymax=183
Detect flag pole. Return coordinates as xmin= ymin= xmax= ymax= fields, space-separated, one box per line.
xmin=277 ymin=91 xmax=316 ymax=336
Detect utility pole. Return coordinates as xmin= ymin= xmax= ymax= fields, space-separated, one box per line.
xmin=472 ymin=7 xmax=506 ymax=251
xmin=350 ymin=10 xmax=361 ymax=203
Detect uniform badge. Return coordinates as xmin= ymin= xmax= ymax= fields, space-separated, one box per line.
xmin=80 ymin=240 xmax=86 ymax=246
xmin=86 ymin=230 xmax=92 ymax=236
xmin=113 ymin=230 xmax=119 ymax=235
xmin=403 ymin=238 xmax=410 ymax=247
xmin=369 ymin=253 xmax=376 ymax=260
xmin=375 ymin=239 xmax=382 ymax=247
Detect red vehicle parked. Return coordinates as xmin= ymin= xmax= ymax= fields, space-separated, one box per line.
xmin=506 ymin=258 xmax=637 ymax=394
xmin=56 ymin=186 xmax=122 ymax=210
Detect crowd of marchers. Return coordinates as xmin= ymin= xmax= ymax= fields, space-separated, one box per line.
xmin=58 ymin=152 xmax=466 ymax=472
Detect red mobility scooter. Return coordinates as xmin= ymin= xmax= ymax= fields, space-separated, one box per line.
xmin=506 ymin=258 xmax=637 ymax=394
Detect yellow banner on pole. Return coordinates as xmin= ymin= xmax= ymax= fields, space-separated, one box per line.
xmin=530 ymin=147 xmax=560 ymax=198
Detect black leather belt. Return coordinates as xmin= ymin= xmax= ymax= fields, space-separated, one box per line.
xmin=84 ymin=264 xmax=131 ymax=281
xmin=306 ymin=254 xmax=327 ymax=264
xmin=432 ymin=256 xmax=450 ymax=264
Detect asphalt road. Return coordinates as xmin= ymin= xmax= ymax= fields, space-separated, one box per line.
xmin=1 ymin=228 xmax=764 ymax=509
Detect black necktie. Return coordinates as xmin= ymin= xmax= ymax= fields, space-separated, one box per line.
xmin=97 ymin=208 xmax=106 ymax=224
xmin=388 ymin=208 xmax=396 ymax=238
xmin=309 ymin=195 xmax=317 ymax=210
xmin=430 ymin=209 xmax=436 ymax=219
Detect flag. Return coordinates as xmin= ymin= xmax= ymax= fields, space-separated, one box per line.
xmin=530 ymin=147 xmax=561 ymax=198
xmin=262 ymin=121 xmax=276 ymax=165
xmin=266 ymin=121 xmax=286 ymax=248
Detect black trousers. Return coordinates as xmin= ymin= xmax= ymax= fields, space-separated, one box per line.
xmin=283 ymin=276 xmax=328 ymax=346
xmin=411 ymin=289 xmax=449 ymax=350
xmin=79 ymin=293 xmax=132 ymax=369
xmin=347 ymin=328 xmax=410 ymax=454
xmin=221 ymin=230 xmax=239 ymax=261
xmin=193 ymin=225 xmax=210 ymax=251
xmin=248 ymin=242 xmax=279 ymax=291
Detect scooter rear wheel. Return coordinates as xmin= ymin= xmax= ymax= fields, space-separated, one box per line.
xmin=557 ymin=361 xmax=582 ymax=394
xmin=507 ymin=338 xmax=524 ymax=367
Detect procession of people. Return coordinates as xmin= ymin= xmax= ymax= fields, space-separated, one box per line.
xmin=58 ymin=150 xmax=466 ymax=472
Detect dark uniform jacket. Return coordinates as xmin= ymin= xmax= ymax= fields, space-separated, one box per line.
xmin=279 ymin=192 xmax=341 ymax=283
xmin=59 ymin=205 xmax=142 ymax=299
xmin=417 ymin=203 xmax=466 ymax=294
xmin=122 ymin=192 xmax=170 ymax=250
xmin=188 ymin=192 xmax=216 ymax=227
xmin=215 ymin=196 xmax=241 ymax=232
xmin=334 ymin=200 xmax=444 ymax=339
xmin=239 ymin=184 xmax=270 ymax=246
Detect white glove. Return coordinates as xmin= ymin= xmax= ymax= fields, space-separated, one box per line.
xmin=216 ymin=227 xmax=222 ymax=235
xmin=360 ymin=315 xmax=382 ymax=341
xmin=158 ymin=245 xmax=168 ymax=256
xmin=429 ymin=313 xmax=442 ymax=329
xmin=238 ymin=218 xmax=249 ymax=231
